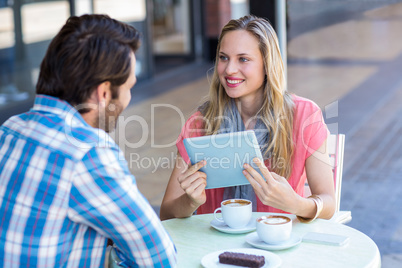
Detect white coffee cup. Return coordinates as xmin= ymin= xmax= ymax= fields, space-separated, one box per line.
xmin=213 ymin=199 xmax=252 ymax=229
xmin=256 ymin=215 xmax=292 ymax=244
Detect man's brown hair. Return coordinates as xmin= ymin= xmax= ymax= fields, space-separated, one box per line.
xmin=36 ymin=14 xmax=140 ymax=110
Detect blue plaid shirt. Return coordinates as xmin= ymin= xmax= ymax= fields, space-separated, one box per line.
xmin=0 ymin=95 xmax=177 ymax=267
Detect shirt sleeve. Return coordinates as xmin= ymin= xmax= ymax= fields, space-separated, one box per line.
xmin=306 ymin=107 xmax=329 ymax=157
xmin=68 ymin=145 xmax=177 ymax=268
xmin=293 ymin=96 xmax=329 ymax=159
xmin=176 ymin=111 xmax=205 ymax=164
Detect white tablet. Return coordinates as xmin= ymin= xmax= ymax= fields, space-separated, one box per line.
xmin=183 ymin=130 xmax=263 ymax=189
xmin=303 ymin=232 xmax=350 ymax=246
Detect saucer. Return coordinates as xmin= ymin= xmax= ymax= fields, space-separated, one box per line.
xmin=210 ymin=218 xmax=256 ymax=234
xmin=245 ymin=232 xmax=302 ymax=250
xmin=201 ymin=248 xmax=282 ymax=268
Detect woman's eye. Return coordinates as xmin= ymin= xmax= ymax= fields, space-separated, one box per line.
xmin=240 ymin=57 xmax=249 ymax=62
xmin=219 ymin=55 xmax=228 ymax=61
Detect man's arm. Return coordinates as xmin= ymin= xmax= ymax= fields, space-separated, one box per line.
xmin=69 ymin=145 xmax=177 ymax=267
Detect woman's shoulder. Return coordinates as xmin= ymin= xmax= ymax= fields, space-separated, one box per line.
xmin=180 ymin=110 xmax=205 ymax=139
xmin=290 ymin=94 xmax=325 ymax=130
xmin=185 ymin=110 xmax=204 ymax=128
xmin=291 ymin=94 xmax=321 ymax=113
xmin=187 ymin=110 xmax=203 ymax=120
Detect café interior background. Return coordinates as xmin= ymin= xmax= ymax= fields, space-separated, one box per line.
xmin=0 ymin=0 xmax=249 ymax=123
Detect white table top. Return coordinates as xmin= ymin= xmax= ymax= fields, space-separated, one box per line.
xmin=161 ymin=212 xmax=381 ymax=268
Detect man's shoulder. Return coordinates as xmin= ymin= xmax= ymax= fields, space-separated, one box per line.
xmin=1 ymin=110 xmax=118 ymax=161
xmin=64 ymin=122 xmax=118 ymax=153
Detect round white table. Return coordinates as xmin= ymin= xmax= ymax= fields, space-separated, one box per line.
xmin=161 ymin=212 xmax=381 ymax=268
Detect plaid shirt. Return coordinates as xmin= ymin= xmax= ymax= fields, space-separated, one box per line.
xmin=0 ymin=95 xmax=177 ymax=267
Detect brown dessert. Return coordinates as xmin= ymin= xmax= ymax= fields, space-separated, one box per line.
xmin=218 ymin=251 xmax=265 ymax=267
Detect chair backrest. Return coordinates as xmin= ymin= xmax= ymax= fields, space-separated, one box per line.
xmin=304 ymin=134 xmax=345 ymax=213
xmin=328 ymin=134 xmax=345 ymax=212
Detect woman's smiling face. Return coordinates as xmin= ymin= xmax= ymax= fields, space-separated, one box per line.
xmin=217 ymin=29 xmax=266 ymax=102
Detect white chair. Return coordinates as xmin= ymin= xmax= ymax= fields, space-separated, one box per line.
xmin=305 ymin=134 xmax=352 ymax=224
xmin=108 ymin=246 xmax=125 ymax=268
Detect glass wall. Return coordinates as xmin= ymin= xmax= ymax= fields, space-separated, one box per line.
xmin=231 ymin=0 xmax=249 ymax=19
xmin=152 ymin=0 xmax=191 ymax=55
xmin=0 ymin=0 xmax=148 ymax=123
xmin=0 ymin=0 xmax=71 ymax=108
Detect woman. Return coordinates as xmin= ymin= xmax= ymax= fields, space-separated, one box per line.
xmin=160 ymin=15 xmax=335 ymax=222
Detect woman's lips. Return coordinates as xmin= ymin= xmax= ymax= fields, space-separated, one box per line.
xmin=225 ymin=78 xmax=244 ymax=88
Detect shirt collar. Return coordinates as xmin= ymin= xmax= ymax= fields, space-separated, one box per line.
xmin=31 ymin=94 xmax=89 ymax=127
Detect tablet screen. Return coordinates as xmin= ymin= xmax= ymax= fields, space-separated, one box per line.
xmin=183 ymin=130 xmax=263 ymax=189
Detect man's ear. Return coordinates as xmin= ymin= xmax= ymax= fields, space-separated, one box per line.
xmin=95 ymin=81 xmax=112 ymax=108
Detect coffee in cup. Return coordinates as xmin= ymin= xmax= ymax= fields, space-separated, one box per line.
xmin=256 ymin=215 xmax=292 ymax=244
xmin=213 ymin=199 xmax=252 ymax=229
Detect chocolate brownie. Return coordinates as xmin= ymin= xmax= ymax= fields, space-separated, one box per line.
xmin=218 ymin=251 xmax=265 ymax=267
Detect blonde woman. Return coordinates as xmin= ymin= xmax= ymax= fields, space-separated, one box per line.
xmin=160 ymin=15 xmax=335 ymax=222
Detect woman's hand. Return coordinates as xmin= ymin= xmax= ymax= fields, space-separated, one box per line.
xmin=160 ymin=154 xmax=208 ymax=220
xmin=177 ymin=160 xmax=208 ymax=208
xmin=242 ymin=158 xmax=300 ymax=213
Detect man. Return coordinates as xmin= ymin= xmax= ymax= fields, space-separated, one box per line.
xmin=0 ymin=14 xmax=177 ymax=267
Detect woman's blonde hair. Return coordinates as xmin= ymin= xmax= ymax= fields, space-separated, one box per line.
xmin=201 ymin=15 xmax=295 ymax=178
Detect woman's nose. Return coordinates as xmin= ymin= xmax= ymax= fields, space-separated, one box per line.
xmin=225 ymin=60 xmax=238 ymax=75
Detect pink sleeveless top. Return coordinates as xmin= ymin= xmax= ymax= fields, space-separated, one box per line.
xmin=176 ymin=95 xmax=329 ymax=214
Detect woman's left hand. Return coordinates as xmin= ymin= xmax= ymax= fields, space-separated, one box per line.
xmin=242 ymin=158 xmax=300 ymax=213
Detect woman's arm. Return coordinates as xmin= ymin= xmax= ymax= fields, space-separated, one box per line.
xmin=302 ymin=138 xmax=336 ymax=219
xmin=160 ymin=151 xmax=207 ymax=221
xmin=242 ymin=139 xmax=336 ymax=220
